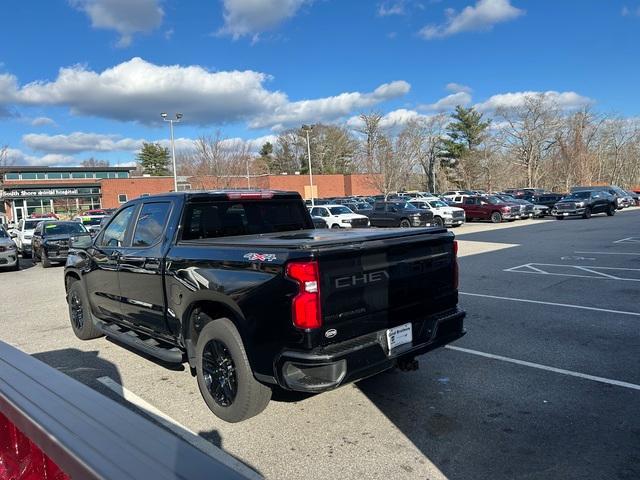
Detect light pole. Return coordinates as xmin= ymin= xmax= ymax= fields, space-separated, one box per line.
xmin=161 ymin=112 xmax=182 ymax=191
xmin=302 ymin=124 xmax=314 ymax=206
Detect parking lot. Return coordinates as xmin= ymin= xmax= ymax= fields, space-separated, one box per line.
xmin=1 ymin=209 xmax=639 ymax=480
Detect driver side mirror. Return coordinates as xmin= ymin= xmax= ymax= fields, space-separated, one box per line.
xmin=9 ymin=231 xmax=17 ymax=238
xmin=70 ymin=233 xmax=93 ymax=250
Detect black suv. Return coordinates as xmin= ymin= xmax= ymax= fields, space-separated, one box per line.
xmin=552 ymin=190 xmax=616 ymax=219
xmin=363 ymin=201 xmax=433 ymax=227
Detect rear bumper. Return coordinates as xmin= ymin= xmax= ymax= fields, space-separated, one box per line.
xmin=275 ymin=308 xmax=466 ymax=392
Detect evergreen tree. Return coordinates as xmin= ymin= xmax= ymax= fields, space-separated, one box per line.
xmin=137 ymin=142 xmax=170 ymax=176
xmin=442 ymin=106 xmax=490 ymax=160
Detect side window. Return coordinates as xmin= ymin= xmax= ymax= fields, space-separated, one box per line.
xmin=321 ymin=208 xmax=330 ymax=217
xmin=99 ymin=206 xmax=135 ymax=248
xmin=374 ymin=203 xmax=385 ymax=211
xmin=464 ymin=199 xmax=475 ymax=205
xmin=132 ymin=202 xmax=171 ymax=247
xmin=310 ymin=207 xmax=321 ymax=217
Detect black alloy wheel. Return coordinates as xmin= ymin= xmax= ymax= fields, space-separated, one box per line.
xmin=432 ymin=216 xmax=444 ymax=227
xmin=69 ymin=289 xmax=85 ymax=331
xmin=202 ymin=340 xmax=238 ymax=407
xmin=399 ymin=219 xmax=411 ymax=228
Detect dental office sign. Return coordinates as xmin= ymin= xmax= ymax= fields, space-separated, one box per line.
xmin=1 ymin=188 xmax=79 ymax=198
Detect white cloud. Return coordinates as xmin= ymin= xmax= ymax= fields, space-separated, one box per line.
xmin=446 ymin=82 xmax=472 ymax=94
xmin=14 ymin=57 xmax=287 ymax=126
xmin=31 ymin=117 xmax=57 ymax=127
xmin=420 ymin=91 xmax=472 ymax=111
xmin=1 ymin=58 xmax=411 ymax=130
xmin=419 ymin=0 xmax=524 ymax=39
xmin=250 ymin=80 xmax=411 ymax=130
xmin=23 ymin=132 xmax=144 ymax=154
xmin=71 ymin=0 xmax=164 ymax=47
xmin=4 ymin=148 xmax=77 ymax=166
xmin=218 ymin=0 xmax=309 ymax=39
xmin=378 ymin=1 xmax=405 ymax=16
xmin=476 ymin=90 xmax=593 ymax=111
xmin=346 ymin=108 xmax=431 ymax=131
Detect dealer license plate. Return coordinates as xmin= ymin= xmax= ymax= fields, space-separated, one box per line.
xmin=386 ymin=323 xmax=412 ymax=351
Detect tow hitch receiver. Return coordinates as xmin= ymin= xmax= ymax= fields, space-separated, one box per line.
xmin=398 ymin=357 xmax=419 ymax=371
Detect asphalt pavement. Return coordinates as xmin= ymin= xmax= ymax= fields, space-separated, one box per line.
xmin=0 ymin=209 xmax=638 ymax=479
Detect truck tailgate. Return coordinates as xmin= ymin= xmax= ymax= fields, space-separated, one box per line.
xmin=316 ymin=230 xmax=457 ymax=345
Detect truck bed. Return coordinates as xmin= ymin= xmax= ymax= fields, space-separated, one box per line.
xmin=178 ymin=227 xmax=449 ymax=250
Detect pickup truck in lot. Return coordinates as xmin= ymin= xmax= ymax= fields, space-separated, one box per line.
xmin=64 ymin=191 xmax=465 ymax=422
xmin=457 ymin=195 xmax=520 ymax=223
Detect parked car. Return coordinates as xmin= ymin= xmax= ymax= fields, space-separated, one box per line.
xmin=342 ymin=201 xmax=373 ymax=212
xmin=519 ymin=193 xmax=566 ymax=214
xmin=408 ymin=198 xmax=465 ymax=227
xmin=571 ymin=186 xmax=629 ymax=209
xmin=441 ymin=190 xmax=475 ymax=201
xmin=363 ymin=201 xmax=434 ymax=227
xmin=308 ymin=205 xmax=370 ymax=229
xmin=11 ymin=218 xmax=45 ymax=259
xmin=494 ymin=195 xmax=534 ymax=218
xmin=457 ymin=196 xmax=520 ymax=223
xmin=627 ymin=190 xmax=640 ymax=206
xmin=32 ymin=221 xmax=89 ymax=267
xmin=64 ymin=190 xmax=465 ymax=422
xmin=552 ymin=190 xmax=616 ymax=219
xmin=0 ymin=226 xmax=19 ymax=271
xmin=73 ymin=214 xmax=106 ymax=236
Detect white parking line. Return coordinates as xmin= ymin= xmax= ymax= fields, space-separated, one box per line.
xmin=575 ymin=251 xmax=640 ymax=256
xmin=446 ymin=346 xmax=640 ymax=391
xmin=459 ymin=292 xmax=640 ymax=317
xmin=504 ymin=263 xmax=640 ymax=282
xmin=96 ymin=376 xmax=260 ymax=479
xmin=614 ymin=237 xmax=640 ymax=244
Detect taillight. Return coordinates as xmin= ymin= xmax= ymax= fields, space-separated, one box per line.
xmin=453 ymin=240 xmax=459 ymax=290
xmin=0 ymin=413 xmax=69 ymax=480
xmin=286 ymin=260 xmax=322 ymax=329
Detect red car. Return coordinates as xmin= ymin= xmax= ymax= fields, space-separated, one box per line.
xmin=457 ymin=195 xmax=521 ymax=223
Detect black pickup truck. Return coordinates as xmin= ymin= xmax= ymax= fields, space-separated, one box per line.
xmin=64 ymin=191 xmax=465 ymax=422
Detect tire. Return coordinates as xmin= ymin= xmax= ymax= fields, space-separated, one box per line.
xmin=41 ymin=249 xmax=51 ymax=268
xmin=331 ymin=224 xmax=341 ymax=229
xmin=399 ymin=219 xmax=411 ymax=228
xmin=12 ymin=260 xmax=20 ymax=271
xmin=195 ymin=317 xmax=271 ymax=423
xmin=21 ymin=249 xmax=31 ymax=259
xmin=432 ymin=216 xmax=444 ymax=227
xmin=556 ymin=216 xmax=564 ymax=220
xmin=67 ymin=281 xmax=103 ymax=340
xmin=582 ymin=207 xmax=592 ymax=219
xmin=490 ymin=211 xmax=502 ymax=223
xmin=606 ymin=204 xmax=616 ymax=216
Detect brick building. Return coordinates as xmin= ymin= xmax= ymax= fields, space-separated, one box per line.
xmin=0 ymin=166 xmax=174 ymax=221
xmin=0 ymin=167 xmax=381 ymax=222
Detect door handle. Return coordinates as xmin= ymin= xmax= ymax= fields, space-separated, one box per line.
xmin=109 ymin=251 xmax=121 ymax=260
xmin=121 ymin=256 xmax=146 ymax=263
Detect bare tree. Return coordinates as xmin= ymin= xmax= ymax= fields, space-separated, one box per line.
xmin=0 ymin=145 xmax=13 ymax=167
xmin=496 ymin=93 xmax=561 ymax=188
xmin=80 ymin=157 xmax=110 ymax=167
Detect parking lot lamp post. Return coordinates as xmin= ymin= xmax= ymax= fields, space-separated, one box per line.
xmin=161 ymin=112 xmax=182 ymax=191
xmin=302 ymin=124 xmax=314 ymax=206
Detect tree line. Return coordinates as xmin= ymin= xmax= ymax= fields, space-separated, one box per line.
xmin=134 ymin=93 xmax=640 ymax=194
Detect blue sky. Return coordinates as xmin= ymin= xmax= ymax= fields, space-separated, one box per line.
xmin=1 ymin=0 xmax=639 ymax=166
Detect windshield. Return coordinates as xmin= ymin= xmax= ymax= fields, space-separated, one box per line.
xmin=428 ymin=200 xmax=447 ymax=208
xmin=24 ymin=220 xmax=42 ymax=230
xmin=43 ymin=223 xmax=88 ymax=236
xmin=566 ymin=192 xmax=591 ymax=199
xmin=0 ymin=228 xmax=8 ymax=238
xmin=329 ymin=206 xmax=353 ymax=215
xmin=486 ymin=196 xmax=506 ymax=205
